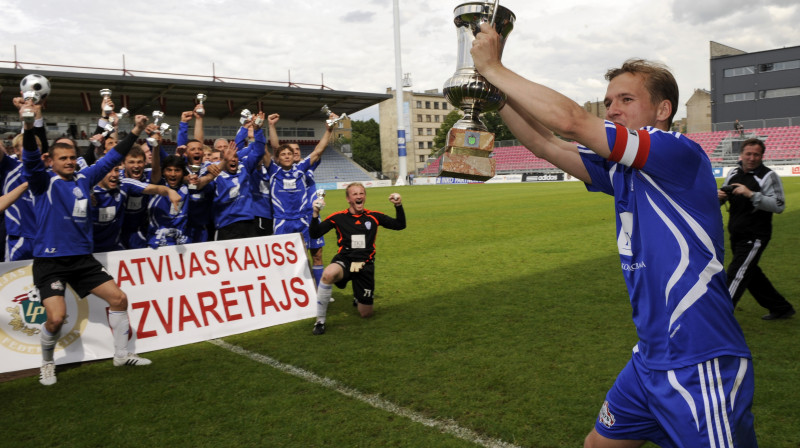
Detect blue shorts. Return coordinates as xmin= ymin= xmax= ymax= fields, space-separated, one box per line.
xmin=596 ymin=350 xmax=756 ymax=447
xmin=308 ymin=216 xmax=325 ymax=250
xmin=274 ymin=217 xmax=312 ymax=247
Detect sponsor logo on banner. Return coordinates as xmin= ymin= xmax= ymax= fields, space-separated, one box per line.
xmin=523 ymin=172 xmax=564 ymax=182
xmin=0 ymin=265 xmax=89 ymax=356
xmin=793 ymin=166 xmax=800 ymax=175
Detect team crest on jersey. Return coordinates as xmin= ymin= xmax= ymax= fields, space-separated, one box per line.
xmin=365 ymin=221 xmax=372 ymax=230
xmin=598 ymin=401 xmax=616 ymax=428
xmin=73 ymin=187 xmax=84 ymax=199
xmin=0 ymin=265 xmax=89 ymax=357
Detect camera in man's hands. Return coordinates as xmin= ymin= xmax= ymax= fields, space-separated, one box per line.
xmin=721 ymin=185 xmax=736 ymax=194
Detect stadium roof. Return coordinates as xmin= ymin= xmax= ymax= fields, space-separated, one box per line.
xmin=0 ymin=67 xmax=391 ymax=122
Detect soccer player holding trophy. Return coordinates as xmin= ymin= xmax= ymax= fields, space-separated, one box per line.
xmin=467 ymin=2 xmax=756 ymax=446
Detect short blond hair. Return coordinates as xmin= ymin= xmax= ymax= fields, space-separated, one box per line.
xmin=345 ymin=182 xmax=365 ymax=196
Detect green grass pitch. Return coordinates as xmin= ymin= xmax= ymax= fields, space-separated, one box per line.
xmin=2 ymin=178 xmax=798 ymax=447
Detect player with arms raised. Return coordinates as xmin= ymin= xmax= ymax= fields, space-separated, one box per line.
xmin=309 ymin=183 xmax=406 ymax=335
xmin=471 ymin=23 xmax=756 ymax=447
xmin=21 ymin=103 xmax=153 ymax=386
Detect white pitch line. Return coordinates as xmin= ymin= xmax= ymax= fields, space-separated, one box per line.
xmin=208 ymin=339 xmax=524 ymax=448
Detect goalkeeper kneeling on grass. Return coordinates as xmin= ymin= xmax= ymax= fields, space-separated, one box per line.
xmin=309 ymin=182 xmax=406 ymax=335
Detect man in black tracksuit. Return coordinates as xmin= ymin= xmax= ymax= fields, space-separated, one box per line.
xmin=720 ymin=138 xmax=795 ymax=320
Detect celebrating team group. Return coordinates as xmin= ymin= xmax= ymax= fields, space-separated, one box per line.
xmin=2 ymin=89 xmax=409 ymax=386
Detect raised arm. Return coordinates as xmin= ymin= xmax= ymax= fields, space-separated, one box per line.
xmin=267 ymin=113 xmax=281 ymax=156
xmin=308 ymin=114 xmax=336 ymax=165
xmin=192 ymin=103 xmax=204 ymax=142
xmin=499 ymin=98 xmax=591 ymax=183
xmin=148 ymin=123 xmax=164 ymax=184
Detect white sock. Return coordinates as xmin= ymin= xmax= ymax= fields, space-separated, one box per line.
xmin=108 ymin=310 xmax=130 ymax=358
xmin=40 ymin=324 xmax=60 ymax=363
xmin=316 ymin=283 xmax=333 ymax=324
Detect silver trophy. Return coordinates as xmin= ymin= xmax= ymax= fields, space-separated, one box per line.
xmin=441 ymin=1 xmax=515 ymax=181
xmin=321 ymin=104 xmax=347 ymax=127
xmin=146 ymin=111 xmax=170 ymax=147
xmin=187 ymin=164 xmax=202 ymax=190
xmin=196 ymin=93 xmax=207 ymax=116
xmin=109 ymin=107 xmax=129 ymax=125
xmin=100 ymin=89 xmax=114 ymax=113
xmin=240 ymin=109 xmax=253 ymax=125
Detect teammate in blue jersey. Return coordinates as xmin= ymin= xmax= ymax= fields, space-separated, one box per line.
xmin=119 ymin=146 xmax=153 ymax=248
xmin=204 ymin=112 xmax=266 ymax=240
xmin=2 ymin=129 xmax=43 ymax=261
xmin=146 ymin=154 xmax=195 ymax=248
xmin=267 ymin=113 xmax=335 ymax=261
xmin=21 ymin=103 xmax=153 ymax=387
xmin=267 ymin=114 xmax=327 ymax=285
xmin=472 ymin=25 xmax=756 ymax=447
xmin=92 ymin=158 xmax=182 ymax=252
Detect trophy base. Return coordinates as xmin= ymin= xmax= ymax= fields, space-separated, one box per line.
xmin=438 ymin=128 xmax=496 ymax=181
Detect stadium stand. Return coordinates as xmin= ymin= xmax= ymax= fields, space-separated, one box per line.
xmin=419 ymin=126 xmax=800 ymax=177
xmin=294 ymin=144 xmax=376 ymax=183
xmin=686 ymin=125 xmax=800 ymax=166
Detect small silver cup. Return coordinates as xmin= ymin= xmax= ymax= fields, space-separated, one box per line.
xmin=100 ymin=89 xmax=114 ymax=113
xmin=196 ymin=93 xmax=207 ymax=116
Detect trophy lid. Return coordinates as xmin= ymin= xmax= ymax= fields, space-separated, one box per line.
xmin=453 ymin=2 xmax=515 ymax=37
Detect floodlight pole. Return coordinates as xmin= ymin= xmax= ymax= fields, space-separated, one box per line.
xmin=393 ymin=0 xmax=408 ymax=186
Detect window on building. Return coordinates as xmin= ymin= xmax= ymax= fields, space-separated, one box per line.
xmin=426 ymin=128 xmax=432 ymax=136
xmin=418 ymin=142 xmax=424 ymax=149
xmin=425 ymin=101 xmax=431 ymax=109
xmin=442 ymin=102 xmax=448 ymax=110
xmin=417 ymin=128 xmax=423 ymax=135
xmin=427 ymin=141 xmax=433 ymax=149
xmin=417 ymin=114 xmax=423 ymax=122
xmin=759 ymin=86 xmax=800 ymax=99
xmin=759 ymin=60 xmax=800 ymax=73
xmin=416 ymin=100 xmax=422 ymax=108
xmin=723 ymin=92 xmax=755 ymax=103
xmin=434 ymin=102 xmax=439 ymax=109
xmin=435 ymin=115 xmax=440 ymax=123
xmin=419 ymin=155 xmax=425 ymax=162
xmin=723 ymin=66 xmax=755 ymax=77
xmin=426 ymin=115 xmax=432 ymax=122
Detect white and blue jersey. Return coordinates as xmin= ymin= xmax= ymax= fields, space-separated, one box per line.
xmin=120 ymin=168 xmax=152 ymax=243
xmin=23 ymin=131 xmax=135 ymax=258
xmin=268 ymin=157 xmax=315 ymax=221
xmin=146 ymin=184 xmax=191 ymax=248
xmin=250 ymin=164 xmax=273 ymax=220
xmin=92 ymin=178 xmax=151 ymax=253
xmin=209 ymin=130 xmax=265 ymax=229
xmin=579 ymin=121 xmax=750 ymax=370
xmin=3 ymin=159 xmax=37 ymax=259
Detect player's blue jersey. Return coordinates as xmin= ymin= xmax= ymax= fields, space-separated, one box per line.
xmin=268 ymin=157 xmax=314 ymax=220
xmin=92 ymin=178 xmax=150 ymax=252
xmin=579 ymin=121 xmax=750 ymax=370
xmin=147 ymin=183 xmax=191 ymax=248
xmin=250 ymin=164 xmax=273 ymax=219
xmin=3 ymin=159 xmax=36 ymax=238
xmin=23 ymin=133 xmax=132 ymax=258
xmin=120 ymin=168 xmax=152 ymax=236
xmin=210 ymin=129 xmax=265 ymax=229
xmin=304 ymin=158 xmax=321 ymax=215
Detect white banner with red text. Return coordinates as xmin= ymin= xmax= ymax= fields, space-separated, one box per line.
xmin=0 ymin=234 xmax=316 ymax=374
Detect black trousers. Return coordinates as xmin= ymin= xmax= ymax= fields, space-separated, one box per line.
xmin=727 ymin=236 xmax=793 ymax=314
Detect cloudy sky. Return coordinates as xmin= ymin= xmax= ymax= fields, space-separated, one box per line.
xmin=1 ymin=0 xmax=798 ymax=122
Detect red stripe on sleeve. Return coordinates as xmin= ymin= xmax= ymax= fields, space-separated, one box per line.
xmin=631 ymin=130 xmax=651 ymax=170
xmin=608 ymin=123 xmax=628 ymax=163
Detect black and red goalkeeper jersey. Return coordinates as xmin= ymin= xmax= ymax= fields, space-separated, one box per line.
xmin=310 ymin=206 xmax=405 ymax=262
